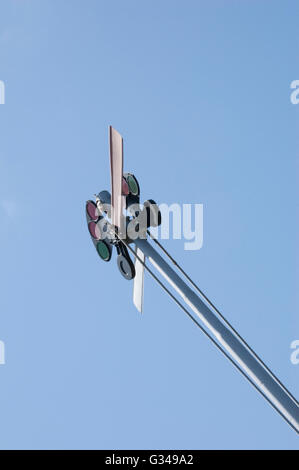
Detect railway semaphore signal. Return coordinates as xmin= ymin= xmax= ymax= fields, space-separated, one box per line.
xmin=85 ymin=126 xmax=299 ymax=433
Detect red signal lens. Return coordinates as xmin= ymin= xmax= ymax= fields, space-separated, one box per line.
xmin=122 ymin=177 xmax=129 ymax=196
xmin=86 ymin=201 xmax=100 ymax=220
xmin=88 ymin=221 xmax=102 ymax=240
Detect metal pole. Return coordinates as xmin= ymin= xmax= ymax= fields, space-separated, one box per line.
xmin=134 ymin=238 xmax=299 ymax=433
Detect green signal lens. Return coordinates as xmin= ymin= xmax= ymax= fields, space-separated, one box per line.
xmin=127 ymin=175 xmax=139 ymax=195
xmin=96 ymin=240 xmax=110 ymax=261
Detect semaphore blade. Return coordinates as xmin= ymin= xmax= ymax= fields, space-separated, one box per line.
xmin=109 ymin=126 xmax=125 ymax=232
xmin=133 ymin=246 xmax=145 ymax=313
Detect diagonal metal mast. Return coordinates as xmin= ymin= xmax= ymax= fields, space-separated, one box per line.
xmin=146 ymin=230 xmax=299 ymax=408
xmin=118 ymin=235 xmax=299 ymax=433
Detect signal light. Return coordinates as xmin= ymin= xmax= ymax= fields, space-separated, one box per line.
xmin=144 ymin=199 xmax=162 ymax=227
xmin=124 ymin=174 xmax=140 ymax=196
xmin=96 ymin=240 xmax=112 ymax=261
xmin=116 ymin=245 xmax=135 ymax=279
xmin=122 ymin=177 xmax=130 ymax=196
xmin=86 ymin=200 xmax=100 ymax=221
xmin=86 ymin=199 xmax=113 ymax=263
xmin=88 ymin=221 xmax=102 ymax=240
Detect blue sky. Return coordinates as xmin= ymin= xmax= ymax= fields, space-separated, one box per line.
xmin=0 ymin=0 xmax=298 ymax=449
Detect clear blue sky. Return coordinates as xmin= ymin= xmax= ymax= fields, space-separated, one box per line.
xmin=0 ymin=0 xmax=298 ymax=449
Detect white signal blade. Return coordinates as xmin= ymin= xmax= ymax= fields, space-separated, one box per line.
xmin=109 ymin=126 xmax=124 ymax=232
xmin=133 ymin=246 xmax=145 ymax=313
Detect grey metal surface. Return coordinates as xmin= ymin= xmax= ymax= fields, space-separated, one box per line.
xmin=135 ymin=238 xmax=299 ymax=432
xmin=146 ymin=230 xmax=298 ymax=407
